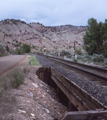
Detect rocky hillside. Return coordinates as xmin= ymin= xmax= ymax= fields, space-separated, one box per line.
xmin=0 ymin=19 xmax=87 ymax=54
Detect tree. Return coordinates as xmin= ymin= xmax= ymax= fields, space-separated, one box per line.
xmin=83 ymin=18 xmax=107 ymax=55
xmin=21 ymin=44 xmax=31 ymax=53
xmin=18 ymin=44 xmax=31 ymax=55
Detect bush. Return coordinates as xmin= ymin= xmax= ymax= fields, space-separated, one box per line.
xmin=74 ymin=59 xmax=78 ymax=62
xmin=10 ymin=69 xmax=25 ymax=88
xmin=0 ymin=77 xmax=11 ymax=91
xmin=18 ymin=48 xmax=25 ymax=55
xmin=75 ymin=48 xmax=82 ymax=55
xmin=104 ymin=51 xmax=107 ymax=58
xmin=60 ymin=50 xmax=71 ymax=57
xmin=21 ymin=44 xmax=31 ymax=53
xmin=84 ymin=54 xmax=91 ymax=59
xmin=0 ymin=69 xmax=25 ymax=91
xmin=77 ymin=55 xmax=82 ymax=59
xmin=102 ymin=59 xmax=107 ymax=66
xmin=93 ymin=54 xmax=104 ymax=62
xmin=18 ymin=44 xmax=31 ymax=55
xmin=81 ymin=58 xmax=89 ymax=62
xmin=0 ymin=45 xmax=7 ymax=56
xmin=6 ymin=45 xmax=9 ymax=52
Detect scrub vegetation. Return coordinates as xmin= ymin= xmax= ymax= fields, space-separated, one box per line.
xmin=29 ymin=55 xmax=40 ymax=66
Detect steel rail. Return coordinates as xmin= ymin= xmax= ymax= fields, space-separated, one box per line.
xmin=48 ymin=57 xmax=107 ymax=82
xmin=38 ymin=54 xmax=107 ymax=83
xmin=36 ymin=67 xmax=107 ymax=120
xmin=46 ymin=55 xmax=107 ymax=72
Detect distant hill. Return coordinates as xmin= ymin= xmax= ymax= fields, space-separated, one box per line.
xmin=0 ymin=19 xmax=87 ymax=54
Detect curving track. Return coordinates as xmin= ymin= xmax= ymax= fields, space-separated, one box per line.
xmin=40 ymin=55 xmax=107 ymax=86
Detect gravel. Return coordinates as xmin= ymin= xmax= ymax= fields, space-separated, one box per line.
xmin=35 ymin=54 xmax=107 ymax=119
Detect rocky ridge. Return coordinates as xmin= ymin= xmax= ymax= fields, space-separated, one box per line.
xmin=0 ymin=19 xmax=87 ymax=53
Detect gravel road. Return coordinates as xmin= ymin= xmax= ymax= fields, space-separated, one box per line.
xmin=0 ymin=55 xmax=29 ymax=77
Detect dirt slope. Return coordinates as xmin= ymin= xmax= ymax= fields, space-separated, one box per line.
xmin=0 ymin=66 xmax=68 ymax=120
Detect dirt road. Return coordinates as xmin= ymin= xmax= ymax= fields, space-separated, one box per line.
xmin=0 ymin=55 xmax=29 ymax=77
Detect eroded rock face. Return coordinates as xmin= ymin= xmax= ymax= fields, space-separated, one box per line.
xmin=0 ymin=19 xmax=87 ymax=53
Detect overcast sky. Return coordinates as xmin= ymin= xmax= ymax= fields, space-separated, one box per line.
xmin=0 ymin=0 xmax=107 ymax=26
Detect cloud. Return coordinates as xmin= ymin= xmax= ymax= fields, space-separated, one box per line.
xmin=0 ymin=0 xmax=107 ymax=26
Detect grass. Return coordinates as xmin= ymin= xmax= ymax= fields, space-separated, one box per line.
xmin=29 ymin=55 xmax=40 ymax=66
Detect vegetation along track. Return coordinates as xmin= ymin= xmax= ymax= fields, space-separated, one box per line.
xmin=39 ymin=54 xmax=107 ymax=86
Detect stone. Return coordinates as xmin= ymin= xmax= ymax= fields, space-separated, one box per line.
xmin=43 ymin=108 xmax=50 ymax=114
xmin=18 ymin=109 xmax=26 ymax=114
xmin=32 ymin=83 xmax=38 ymax=88
xmin=29 ymin=92 xmax=33 ymax=97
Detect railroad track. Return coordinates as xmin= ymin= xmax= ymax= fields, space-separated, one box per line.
xmin=39 ymin=54 xmax=107 ymax=86
xmin=36 ymin=67 xmax=107 ymax=120
xmin=36 ymin=54 xmax=107 ymax=119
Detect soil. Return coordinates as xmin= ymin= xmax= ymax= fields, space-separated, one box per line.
xmin=0 ymin=65 xmax=68 ymax=120
xmin=0 ymin=55 xmax=30 ymax=78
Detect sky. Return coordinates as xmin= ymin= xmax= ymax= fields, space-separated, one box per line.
xmin=0 ymin=0 xmax=107 ymax=26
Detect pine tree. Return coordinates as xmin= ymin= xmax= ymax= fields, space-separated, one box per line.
xmin=83 ymin=18 xmax=107 ymax=55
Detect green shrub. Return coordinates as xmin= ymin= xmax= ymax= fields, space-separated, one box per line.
xmin=104 ymin=48 xmax=107 ymax=58
xmin=0 ymin=45 xmax=7 ymax=56
xmin=84 ymin=54 xmax=91 ymax=59
xmin=21 ymin=44 xmax=31 ymax=53
xmin=94 ymin=56 xmax=101 ymax=62
xmin=0 ymin=69 xmax=25 ymax=91
xmin=10 ymin=69 xmax=25 ymax=88
xmin=60 ymin=50 xmax=71 ymax=57
xmin=6 ymin=45 xmax=9 ymax=52
xmin=18 ymin=48 xmax=25 ymax=55
xmin=23 ymin=68 xmax=27 ymax=73
xmin=81 ymin=58 xmax=89 ymax=62
xmin=74 ymin=59 xmax=78 ymax=62
xmin=102 ymin=59 xmax=107 ymax=66
xmin=18 ymin=43 xmax=31 ymax=55
xmin=75 ymin=48 xmax=82 ymax=55
xmin=93 ymin=54 xmax=104 ymax=62
xmin=77 ymin=55 xmax=81 ymax=59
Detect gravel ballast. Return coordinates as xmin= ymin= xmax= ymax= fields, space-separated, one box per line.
xmin=35 ymin=54 xmax=107 ymax=119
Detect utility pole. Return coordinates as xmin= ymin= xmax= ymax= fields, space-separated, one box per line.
xmin=74 ymin=41 xmax=78 ymax=60
xmin=74 ymin=41 xmax=75 ymax=50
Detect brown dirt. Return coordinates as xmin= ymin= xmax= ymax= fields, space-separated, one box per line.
xmin=0 ymin=55 xmax=30 ymax=78
xmin=0 ymin=65 xmax=68 ymax=120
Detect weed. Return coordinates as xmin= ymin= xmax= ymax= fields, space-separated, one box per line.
xmin=102 ymin=59 xmax=107 ymax=66
xmin=10 ymin=69 xmax=25 ymax=88
xmin=0 ymin=77 xmax=5 ymax=83
xmin=72 ymin=58 xmax=78 ymax=62
xmin=23 ymin=68 xmax=27 ymax=73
